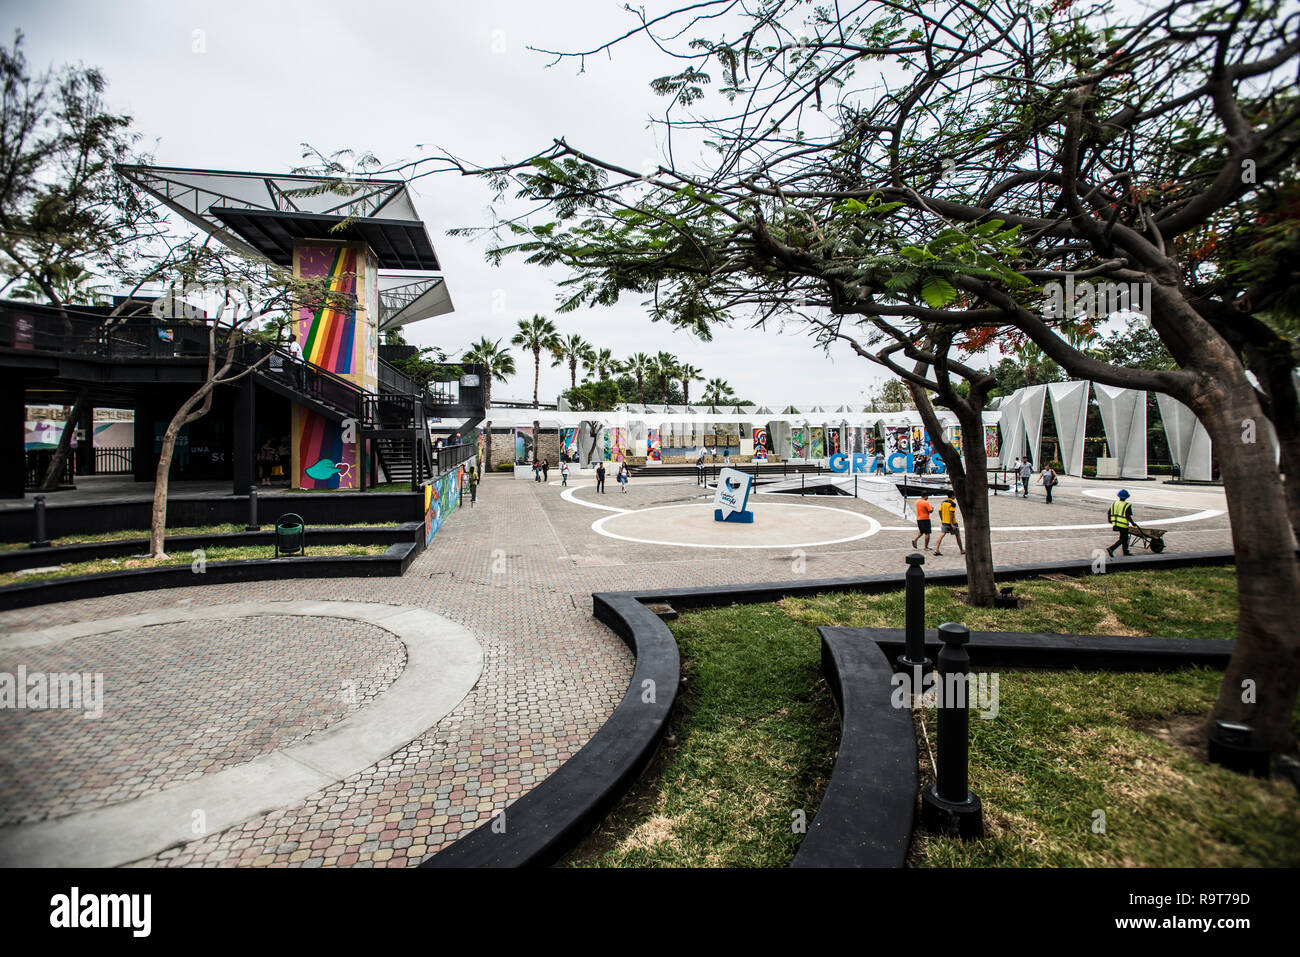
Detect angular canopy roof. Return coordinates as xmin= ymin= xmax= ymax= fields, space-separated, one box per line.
xmin=117 ymin=165 xmax=443 ymax=271
xmin=377 ymin=275 xmax=454 ymax=331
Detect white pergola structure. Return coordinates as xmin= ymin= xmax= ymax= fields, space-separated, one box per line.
xmin=1093 ymin=384 xmax=1149 ymax=479
xmin=1155 ymin=394 xmax=1213 ymax=481
xmin=996 ymin=381 xmax=1219 ymax=480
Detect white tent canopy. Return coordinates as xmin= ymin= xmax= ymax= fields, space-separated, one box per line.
xmin=1048 ymin=381 xmax=1089 ymax=476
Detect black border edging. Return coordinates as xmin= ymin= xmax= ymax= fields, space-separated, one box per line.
xmin=0 ymin=542 xmax=417 ymax=611
xmin=790 ymin=632 xmax=917 ymax=868
xmin=421 ymin=549 xmax=1238 ymax=868
xmin=847 ymin=627 xmax=1235 ymax=671
xmin=0 ymin=523 xmax=423 ymax=574
xmin=421 ymin=592 xmax=680 ymax=868
xmin=0 ymin=491 xmax=424 ymax=544
xmin=620 ymin=548 xmax=1236 ymax=610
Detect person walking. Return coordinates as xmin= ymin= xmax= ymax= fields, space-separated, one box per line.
xmin=1010 ymin=456 xmax=1022 ymax=492
xmin=561 ymin=460 xmax=569 ymax=487
xmin=696 ymin=452 xmax=706 ymax=486
xmin=596 ymin=461 xmax=606 ymax=494
xmin=542 ymin=458 xmax=550 ymax=482
xmin=932 ymin=493 xmax=965 ymax=556
xmin=1018 ymin=458 xmax=1033 ymax=498
xmin=1041 ymin=465 xmax=1058 ymax=503
xmin=723 ymin=448 xmax=731 ymax=465
xmin=286 ymin=332 xmax=305 ymax=390
xmin=873 ymin=450 xmax=886 ymax=475
xmin=911 ymin=492 xmax=934 ymax=551
xmin=1106 ymin=489 xmax=1134 ymax=557
xmin=533 ymin=458 xmax=541 ymax=482
xmin=618 ymin=462 xmax=630 ymax=493
xmin=468 ymin=465 xmax=479 ymax=505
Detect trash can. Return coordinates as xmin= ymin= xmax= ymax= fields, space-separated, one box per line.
xmin=274 ymin=513 xmax=306 ymax=558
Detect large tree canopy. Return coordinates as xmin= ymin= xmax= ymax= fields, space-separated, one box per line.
xmin=422 ymin=0 xmax=1300 ymax=758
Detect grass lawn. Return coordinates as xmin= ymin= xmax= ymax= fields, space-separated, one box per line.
xmin=0 ymin=522 xmax=402 ymax=552
xmin=565 ymin=566 xmax=1300 ymax=868
xmin=0 ymin=543 xmax=389 ymax=587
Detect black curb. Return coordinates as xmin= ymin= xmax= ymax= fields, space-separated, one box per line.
xmin=422 ymin=550 xmax=1237 ymax=868
xmin=0 ymin=491 xmax=424 ymax=544
xmin=0 ymin=542 xmax=418 ymax=611
xmin=421 ymin=592 xmax=680 ymax=868
xmin=621 ymin=549 xmax=1236 ymax=610
xmin=0 ymin=523 xmax=424 ymax=574
xmin=790 ymin=632 xmax=917 ymax=868
xmin=843 ymin=626 xmax=1235 ymax=671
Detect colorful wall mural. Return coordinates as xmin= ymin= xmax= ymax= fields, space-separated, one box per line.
xmin=984 ymin=424 xmax=1000 ymax=459
xmin=647 ymin=429 xmax=662 ymax=462
xmin=827 ymin=429 xmax=840 ymax=456
xmin=292 ymin=241 xmax=377 ymax=490
xmin=514 ymin=426 xmax=533 ymax=464
xmin=423 ymin=461 xmax=470 ymax=545
xmin=883 ymin=426 xmax=910 ymax=472
xmin=561 ymin=428 xmax=580 ymax=460
xmin=752 ymin=427 xmax=769 ymax=462
xmin=790 ymin=427 xmax=807 ymax=459
xmin=810 ymin=427 xmax=825 ymax=459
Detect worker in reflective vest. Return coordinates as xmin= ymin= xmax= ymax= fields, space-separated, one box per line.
xmin=1106 ymin=489 xmax=1134 ymax=557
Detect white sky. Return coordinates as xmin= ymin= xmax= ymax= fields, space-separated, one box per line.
xmin=8 ymin=0 xmax=937 ymax=405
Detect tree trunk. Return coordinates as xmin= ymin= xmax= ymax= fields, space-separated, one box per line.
xmin=1186 ymin=356 xmax=1300 ymax=757
xmin=636 ymin=375 xmax=644 ymax=405
xmin=533 ymin=351 xmax=540 ymax=408
xmin=483 ymin=419 xmax=494 ymax=472
xmin=40 ymin=389 xmax=90 ymax=491
xmin=908 ymin=382 xmax=996 ymax=606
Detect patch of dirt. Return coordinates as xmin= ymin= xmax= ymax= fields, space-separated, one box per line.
xmin=1132 ymin=713 xmax=1211 ymax=765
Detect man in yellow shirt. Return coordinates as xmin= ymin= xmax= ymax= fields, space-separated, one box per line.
xmin=933 ymin=493 xmax=965 ymax=556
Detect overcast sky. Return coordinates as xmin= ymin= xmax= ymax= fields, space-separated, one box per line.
xmin=8 ymin=0 xmax=923 ymax=406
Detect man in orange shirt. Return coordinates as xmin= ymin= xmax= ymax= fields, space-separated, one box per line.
xmin=911 ymin=492 xmax=934 ymax=551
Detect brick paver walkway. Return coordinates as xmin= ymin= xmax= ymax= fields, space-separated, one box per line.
xmin=0 ymin=472 xmax=1234 ymax=866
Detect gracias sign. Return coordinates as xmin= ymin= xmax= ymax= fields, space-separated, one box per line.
xmin=828 ymin=451 xmax=945 ymax=475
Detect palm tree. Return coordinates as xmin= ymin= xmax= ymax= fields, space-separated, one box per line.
xmin=512 ymin=315 xmax=561 ymax=409
xmin=552 ymin=333 xmax=595 ymax=390
xmin=654 ymin=352 xmax=679 ymax=405
xmin=463 ymin=336 xmax=516 ymax=472
xmin=702 ymin=377 xmax=735 ymax=406
xmin=593 ymin=348 xmax=621 ymax=381
xmin=512 ymin=314 xmax=560 ymax=454
xmin=678 ymin=363 xmax=704 ymax=406
xmin=624 ymin=352 xmax=654 ymax=404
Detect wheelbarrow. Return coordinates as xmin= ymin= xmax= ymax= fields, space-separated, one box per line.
xmin=1128 ymin=521 xmax=1167 ymax=553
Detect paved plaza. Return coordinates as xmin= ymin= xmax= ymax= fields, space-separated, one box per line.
xmin=0 ymin=472 xmax=1233 ymax=866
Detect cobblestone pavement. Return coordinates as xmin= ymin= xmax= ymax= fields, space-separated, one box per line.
xmin=0 ymin=617 xmax=404 ymax=827
xmin=0 ymin=472 xmax=1234 ymax=867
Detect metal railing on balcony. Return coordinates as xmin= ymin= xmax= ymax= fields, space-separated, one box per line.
xmin=94 ymin=446 xmax=133 ymax=475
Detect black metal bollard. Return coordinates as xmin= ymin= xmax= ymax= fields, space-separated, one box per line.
xmin=920 ymin=622 xmax=985 ymax=839
xmin=31 ymin=494 xmax=50 ymax=549
xmin=246 ymin=485 xmax=260 ymax=531
xmin=898 ymin=553 xmax=931 ymax=670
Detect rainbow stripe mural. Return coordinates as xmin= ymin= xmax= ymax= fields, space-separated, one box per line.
xmin=298 ymin=246 xmax=359 ymax=375
xmin=298 ymin=408 xmax=352 ymax=489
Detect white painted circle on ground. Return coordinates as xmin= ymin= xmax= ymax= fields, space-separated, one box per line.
xmin=591 ymin=502 xmax=881 ymax=548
